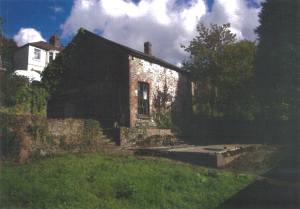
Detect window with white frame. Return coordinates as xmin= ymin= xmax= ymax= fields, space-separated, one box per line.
xmin=33 ymin=48 xmax=41 ymax=60
xmin=49 ymin=52 xmax=54 ymax=62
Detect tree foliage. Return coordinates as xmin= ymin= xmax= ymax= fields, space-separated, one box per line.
xmin=0 ymin=17 xmax=17 ymax=72
xmin=41 ymin=54 xmax=66 ymax=96
xmin=183 ymin=23 xmax=257 ymax=119
xmin=0 ymin=74 xmax=48 ymax=116
xmin=41 ymin=29 xmax=84 ymax=96
xmin=255 ymin=0 xmax=300 ymax=120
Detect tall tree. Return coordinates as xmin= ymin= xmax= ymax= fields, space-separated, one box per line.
xmin=183 ymin=23 xmax=257 ymax=119
xmin=255 ymin=0 xmax=300 ymax=120
xmin=0 ymin=17 xmax=17 ymax=72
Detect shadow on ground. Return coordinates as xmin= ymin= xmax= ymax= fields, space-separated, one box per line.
xmin=215 ymin=145 xmax=300 ymax=209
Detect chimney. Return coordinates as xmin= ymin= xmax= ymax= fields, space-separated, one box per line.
xmin=49 ymin=35 xmax=61 ymax=48
xmin=144 ymin=42 xmax=152 ymax=55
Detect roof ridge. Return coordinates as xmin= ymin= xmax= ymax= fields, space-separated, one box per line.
xmin=27 ymin=41 xmax=63 ymax=51
xmin=79 ymin=28 xmax=182 ymax=72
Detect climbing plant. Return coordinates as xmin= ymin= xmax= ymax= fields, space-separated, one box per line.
xmin=153 ymin=84 xmax=173 ymax=129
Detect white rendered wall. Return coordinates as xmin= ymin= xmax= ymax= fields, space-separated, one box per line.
xmin=27 ymin=45 xmax=47 ymax=72
xmin=14 ymin=44 xmax=60 ymax=82
xmin=26 ymin=46 xmax=60 ymax=72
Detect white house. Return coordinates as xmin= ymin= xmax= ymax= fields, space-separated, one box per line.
xmin=14 ymin=35 xmax=63 ymax=82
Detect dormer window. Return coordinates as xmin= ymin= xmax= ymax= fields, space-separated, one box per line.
xmin=33 ymin=48 xmax=41 ymax=60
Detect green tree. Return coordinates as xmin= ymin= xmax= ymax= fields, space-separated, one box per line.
xmin=219 ymin=40 xmax=257 ymax=119
xmin=42 ymin=29 xmax=81 ymax=95
xmin=41 ymin=54 xmax=65 ymax=95
xmin=183 ymin=23 xmax=257 ymax=119
xmin=0 ymin=74 xmax=48 ymax=116
xmin=255 ymin=0 xmax=300 ymax=120
xmin=0 ymin=17 xmax=17 ymax=72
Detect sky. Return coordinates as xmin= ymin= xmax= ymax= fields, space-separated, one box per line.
xmin=0 ymin=0 xmax=264 ymax=65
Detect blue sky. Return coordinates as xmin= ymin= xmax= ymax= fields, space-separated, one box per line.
xmin=1 ymin=0 xmax=214 ymax=43
xmin=0 ymin=0 xmax=263 ymax=64
xmin=1 ymin=0 xmax=73 ymax=44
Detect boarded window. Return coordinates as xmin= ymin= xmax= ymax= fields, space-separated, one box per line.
xmin=138 ymin=82 xmax=150 ymax=115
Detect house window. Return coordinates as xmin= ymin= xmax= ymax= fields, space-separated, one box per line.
xmin=49 ymin=52 xmax=54 ymax=62
xmin=33 ymin=48 xmax=41 ymax=60
xmin=138 ymin=82 xmax=150 ymax=115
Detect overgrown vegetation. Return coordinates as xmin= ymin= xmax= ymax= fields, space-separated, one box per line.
xmin=0 ymin=17 xmax=17 ymax=72
xmin=182 ymin=14 xmax=298 ymax=143
xmin=0 ymin=73 xmax=48 ymax=116
xmin=227 ymin=145 xmax=283 ymax=175
xmin=0 ymin=125 xmax=20 ymax=159
xmin=0 ymin=153 xmax=254 ymax=209
xmin=153 ymin=84 xmax=173 ymax=129
xmin=41 ymin=29 xmax=85 ymax=96
xmin=255 ymin=0 xmax=299 ymax=121
xmin=0 ymin=113 xmax=105 ymax=162
xmin=0 ymin=17 xmax=48 ymax=116
xmin=183 ymin=23 xmax=257 ymax=120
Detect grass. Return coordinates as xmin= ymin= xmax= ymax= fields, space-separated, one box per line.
xmin=226 ymin=145 xmax=283 ymax=175
xmin=0 ymin=152 xmax=254 ymax=209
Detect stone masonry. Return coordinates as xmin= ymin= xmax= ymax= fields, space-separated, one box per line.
xmin=128 ymin=55 xmax=181 ymax=127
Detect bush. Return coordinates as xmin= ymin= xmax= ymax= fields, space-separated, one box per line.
xmin=0 ymin=126 xmax=20 ymax=159
xmin=153 ymin=84 xmax=173 ymax=129
xmin=0 ymin=73 xmax=48 ymax=116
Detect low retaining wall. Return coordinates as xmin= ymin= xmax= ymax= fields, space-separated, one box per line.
xmin=134 ymin=145 xmax=256 ymax=167
xmin=119 ymin=127 xmax=180 ymax=147
xmin=0 ymin=113 xmax=109 ymax=163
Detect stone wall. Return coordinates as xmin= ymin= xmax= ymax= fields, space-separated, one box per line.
xmin=119 ymin=126 xmax=181 ymax=147
xmin=0 ymin=113 xmax=111 ymax=163
xmin=128 ymin=55 xmax=192 ymax=128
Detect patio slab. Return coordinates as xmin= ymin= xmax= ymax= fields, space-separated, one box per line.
xmin=133 ymin=144 xmax=259 ymax=167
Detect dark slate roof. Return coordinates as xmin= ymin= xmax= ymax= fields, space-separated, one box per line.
xmin=80 ymin=28 xmax=182 ymax=72
xmin=20 ymin=41 xmax=63 ymax=51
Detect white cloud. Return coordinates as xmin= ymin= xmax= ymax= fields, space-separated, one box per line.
xmin=180 ymin=0 xmax=206 ymax=32
xmin=51 ymin=6 xmax=64 ymax=13
xmin=13 ymin=28 xmax=46 ymax=47
xmin=203 ymin=0 xmax=261 ymax=40
xmin=61 ymin=0 xmax=264 ymax=65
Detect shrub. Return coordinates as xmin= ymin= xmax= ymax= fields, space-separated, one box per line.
xmin=153 ymin=84 xmax=173 ymax=129
xmin=0 ymin=126 xmax=20 ymax=159
xmin=0 ymin=73 xmax=48 ymax=116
